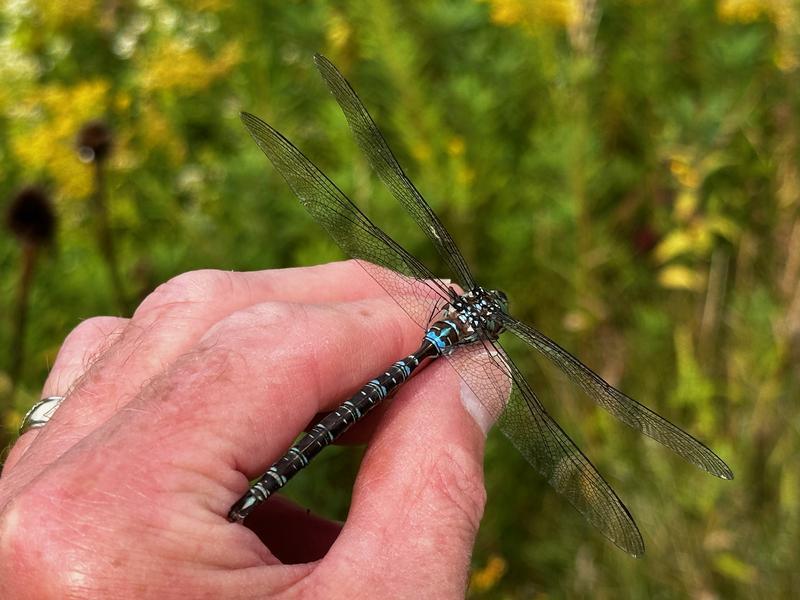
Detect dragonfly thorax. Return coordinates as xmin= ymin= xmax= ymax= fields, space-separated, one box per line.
xmin=441 ymin=286 xmax=508 ymax=345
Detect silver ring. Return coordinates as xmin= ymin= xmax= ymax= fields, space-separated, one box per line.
xmin=19 ymin=396 xmax=65 ymax=436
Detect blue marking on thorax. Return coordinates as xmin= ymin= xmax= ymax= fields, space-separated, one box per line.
xmin=425 ymin=323 xmax=454 ymax=350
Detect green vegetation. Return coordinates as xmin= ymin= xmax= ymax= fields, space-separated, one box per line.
xmin=1 ymin=1 xmax=798 ymax=596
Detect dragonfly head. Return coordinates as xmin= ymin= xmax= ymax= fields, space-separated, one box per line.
xmin=446 ymin=286 xmax=508 ymax=343
xmin=482 ymin=288 xmax=508 ymax=339
xmin=492 ymin=289 xmax=509 ymax=314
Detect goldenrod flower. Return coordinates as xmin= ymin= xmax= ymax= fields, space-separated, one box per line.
xmin=139 ymin=40 xmax=242 ymax=93
xmin=11 ymin=80 xmax=111 ymax=200
xmin=470 ymin=554 xmax=507 ymax=593
xmin=29 ymin=0 xmax=97 ymax=29
xmin=717 ymin=0 xmax=772 ymax=23
xmin=658 ymin=264 xmax=706 ymax=291
xmin=139 ymin=101 xmax=187 ymax=165
xmin=482 ymin=0 xmax=579 ymax=29
xmin=447 ymin=136 xmax=466 ymax=157
xmin=717 ymin=0 xmax=799 ymax=71
xmin=326 ymin=11 xmax=353 ymax=52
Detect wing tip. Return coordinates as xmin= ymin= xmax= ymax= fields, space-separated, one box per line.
xmin=612 ymin=525 xmax=645 ymax=558
xmin=704 ymin=453 xmax=733 ymax=480
xmin=613 ymin=513 xmax=645 ymax=559
xmin=239 ymin=112 xmax=275 ymax=140
xmin=313 ymin=53 xmax=332 ymax=70
xmin=719 ymin=464 xmax=735 ymax=480
xmin=609 ymin=530 xmax=645 ymax=558
xmin=240 ymin=111 xmax=259 ymax=127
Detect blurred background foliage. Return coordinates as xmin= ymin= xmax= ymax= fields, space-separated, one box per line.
xmin=1 ymin=0 xmax=798 ymax=597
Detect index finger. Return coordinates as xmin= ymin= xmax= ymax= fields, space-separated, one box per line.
xmin=10 ymin=261 xmax=399 ymax=485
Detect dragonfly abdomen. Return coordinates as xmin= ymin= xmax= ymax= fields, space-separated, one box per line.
xmin=228 ymin=339 xmax=441 ymax=522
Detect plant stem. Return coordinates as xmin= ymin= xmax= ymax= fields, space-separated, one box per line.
xmin=8 ymin=242 xmax=38 ymax=392
xmin=92 ymin=160 xmax=128 ymax=314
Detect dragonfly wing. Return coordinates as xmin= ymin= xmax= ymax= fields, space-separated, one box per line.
xmin=502 ymin=315 xmax=733 ymax=480
xmin=446 ymin=339 xmax=645 ymax=556
xmin=314 ymin=54 xmax=476 ymax=289
xmin=241 ymin=112 xmax=448 ymax=329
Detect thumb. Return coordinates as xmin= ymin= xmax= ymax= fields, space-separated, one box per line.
xmin=320 ymin=356 xmax=498 ymax=598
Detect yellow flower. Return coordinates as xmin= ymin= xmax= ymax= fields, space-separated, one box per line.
xmin=658 ymin=265 xmax=706 ymax=291
xmin=674 ymin=189 xmax=699 ymax=222
xmin=485 ymin=0 xmax=527 ymax=26
xmin=175 ymin=0 xmax=233 ymax=10
xmin=447 ymin=136 xmax=466 ymax=157
xmin=773 ymin=1 xmax=799 ymax=72
xmin=11 ymin=80 xmax=111 ymax=200
xmin=139 ymin=40 xmax=242 ymax=93
xmin=470 ymin=554 xmax=507 ymax=593
xmin=669 ymin=158 xmax=700 ymax=189
xmin=775 ymin=45 xmax=799 ymax=72
xmin=482 ymin=0 xmax=579 ymax=29
xmin=654 ymin=230 xmax=694 ymax=263
xmin=456 ymin=165 xmax=476 ymax=187
xmin=326 ymin=11 xmax=353 ymax=52
xmin=717 ymin=0 xmax=771 ymax=23
xmin=718 ymin=0 xmax=796 ymax=26
xmin=29 ymin=0 xmax=97 ymax=29
xmin=410 ymin=141 xmax=432 ymax=162
xmin=654 ymin=221 xmax=714 ymax=264
xmin=717 ymin=1 xmax=798 ymax=70
xmin=115 ymin=92 xmax=132 ymax=112
xmin=139 ymin=102 xmax=187 ymax=165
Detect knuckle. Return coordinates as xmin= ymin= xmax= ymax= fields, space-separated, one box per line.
xmin=157 ymin=341 xmax=242 ymax=406
xmin=184 ymin=302 xmax=305 ymax=386
xmin=60 ymin=316 xmax=126 ymax=355
xmin=201 ymin=301 xmax=299 ymax=347
xmin=45 ymin=317 xmax=128 ymax=396
xmin=133 ymin=269 xmax=235 ymax=319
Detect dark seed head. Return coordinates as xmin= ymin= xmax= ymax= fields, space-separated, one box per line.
xmin=76 ymin=119 xmax=113 ymax=163
xmin=632 ymin=224 xmax=660 ymax=254
xmin=5 ymin=186 xmax=57 ymax=246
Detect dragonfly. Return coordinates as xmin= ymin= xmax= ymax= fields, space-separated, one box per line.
xmin=228 ymin=54 xmax=733 ymax=556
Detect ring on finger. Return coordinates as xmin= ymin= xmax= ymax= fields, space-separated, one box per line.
xmin=19 ymin=396 xmax=65 ymax=436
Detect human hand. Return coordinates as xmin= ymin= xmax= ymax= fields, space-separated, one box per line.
xmin=0 ymin=261 xmax=492 ymax=599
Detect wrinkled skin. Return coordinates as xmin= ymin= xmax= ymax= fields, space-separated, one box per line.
xmin=0 ymin=261 xmax=492 ymax=599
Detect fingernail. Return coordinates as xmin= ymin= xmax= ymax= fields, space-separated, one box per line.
xmin=460 ymin=380 xmax=496 ymax=435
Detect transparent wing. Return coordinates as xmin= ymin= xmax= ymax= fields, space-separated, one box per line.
xmin=242 ymin=104 xmax=650 ymax=555
xmin=241 ymin=112 xmax=449 ymax=328
xmin=314 ymin=54 xmax=476 ymax=289
xmin=502 ymin=315 xmax=733 ymax=480
xmin=446 ymin=339 xmax=645 ymax=557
